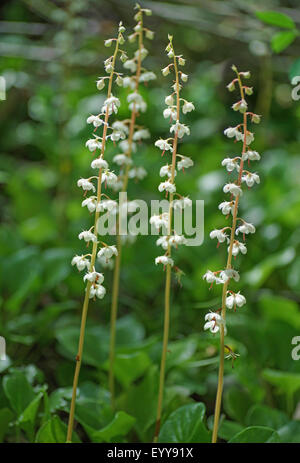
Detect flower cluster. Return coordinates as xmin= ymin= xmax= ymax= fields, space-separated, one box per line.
xmin=203 ymin=65 xmax=261 ymax=336
xmin=71 ymin=22 xmax=126 ymax=298
xmin=150 ymin=35 xmax=195 ymax=272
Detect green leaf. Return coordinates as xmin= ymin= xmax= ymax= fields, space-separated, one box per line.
xmin=246 ymin=404 xmax=289 ymax=429
xmin=0 ymin=408 xmax=13 ymax=442
xmin=17 ymin=392 xmax=43 ymax=440
xmin=90 ymin=411 xmax=135 ymax=443
xmin=259 ymin=295 xmax=300 ymax=328
xmin=216 ymin=420 xmax=244 ymax=441
xmin=262 ymin=369 xmax=300 ymax=397
xmin=256 ymin=11 xmax=295 ymax=29
xmin=271 ymin=30 xmax=298 ymax=53
xmin=104 ymin=352 xmax=152 ymax=388
xmin=35 ymin=415 xmax=81 ymax=443
xmin=2 ymin=371 xmax=35 ymax=415
xmin=277 ymin=421 xmax=300 ymax=443
xmin=224 ymin=386 xmax=253 ymax=424
xmin=158 ymin=403 xmax=211 ymax=443
xmin=229 ymin=426 xmax=280 ymax=443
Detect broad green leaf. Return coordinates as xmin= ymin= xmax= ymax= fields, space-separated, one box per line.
xmin=224 ymin=386 xmax=253 ymax=424
xmin=259 ymin=295 xmax=300 ymax=328
xmin=35 ymin=415 xmax=81 ymax=443
xmin=158 ymin=403 xmax=211 ymax=443
xmin=262 ymin=369 xmax=300 ymax=396
xmin=256 ymin=11 xmax=295 ymax=29
xmin=246 ymin=404 xmax=289 ymax=429
xmin=277 ymin=421 xmax=300 ymax=443
xmin=2 ymin=371 xmax=35 ymax=415
xmin=104 ymin=352 xmax=152 ymax=388
xmin=90 ymin=411 xmax=135 ymax=443
xmin=17 ymin=391 xmax=43 ymax=439
xmin=271 ymin=30 xmax=298 ymax=53
xmin=0 ymin=408 xmax=13 ymax=442
xmin=229 ymin=426 xmax=280 ymax=443
xmin=216 ymin=420 xmax=244 ymax=441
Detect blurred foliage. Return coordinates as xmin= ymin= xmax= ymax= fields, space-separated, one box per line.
xmin=0 ymin=0 xmax=300 ymax=443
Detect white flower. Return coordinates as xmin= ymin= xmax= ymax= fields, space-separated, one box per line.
xmin=102 ymin=95 xmax=121 ymax=115
xmin=242 ymin=150 xmax=261 ymax=162
xmin=226 ymin=291 xmax=246 ymax=309
xmin=77 ymin=178 xmax=95 ymax=192
xmin=128 ymin=166 xmax=147 ymax=180
xmin=155 ymin=139 xmax=172 ymax=152
xmin=160 ymin=164 xmax=176 ymax=178
xmin=165 ymin=94 xmax=174 ymax=106
xmin=127 ymin=92 xmax=147 ymax=112
xmin=219 ymin=269 xmax=240 ymax=282
xmin=204 ymin=312 xmax=224 ymax=334
xmin=102 ymin=170 xmax=118 ymax=187
xmin=98 ymin=255 xmax=114 ymax=269
xmin=230 ymin=241 xmax=247 ymax=256
xmin=139 ymin=71 xmax=156 ymax=83
xmin=181 ymin=73 xmax=188 ymax=82
xmin=134 ymin=46 xmax=148 ymax=61
xmin=232 ymin=99 xmax=248 ymax=113
xmin=156 ymin=234 xmax=186 ymax=249
xmin=224 ymin=126 xmax=243 ymax=142
xmin=83 ymin=271 xmax=104 ymax=284
xmin=122 ymin=76 xmax=135 ymax=89
xmin=241 ymin=172 xmax=260 ymax=187
xmin=182 ymin=101 xmax=195 ymax=114
xmin=91 ymin=157 xmax=108 ymax=170
xmin=133 ymin=129 xmax=150 ymax=141
xmin=82 ymin=197 xmax=97 ymax=213
xmin=236 ymin=221 xmax=256 ymax=235
xmin=96 ymin=78 xmax=105 ymax=90
xmin=89 ymin=284 xmax=106 ymax=299
xmin=86 ymin=137 xmax=102 ymax=152
xmin=113 ymin=154 xmax=132 ymax=166
xmin=149 ymin=213 xmax=169 ymax=230
xmin=78 ymin=230 xmax=97 ymax=243
xmin=163 ymin=107 xmax=177 ymax=120
xmin=110 ymin=129 xmax=126 ymax=142
xmin=210 ymin=229 xmax=228 ymax=243
xmin=87 ymin=115 xmax=103 ymax=127
xmin=158 ymin=180 xmax=176 ymax=194
xmin=97 ymin=245 xmax=118 ymax=260
xmin=245 ymin=131 xmax=255 ymax=145
xmin=221 ymin=157 xmax=240 ymax=172
xmin=172 ymin=196 xmax=192 ymax=209
xmin=203 ymin=270 xmax=218 ymax=284
xmin=123 ymin=59 xmax=137 ymax=73
xmin=218 ymin=201 xmax=235 ymax=215
xmin=155 ymin=255 xmax=174 ymax=267
xmin=223 ymin=183 xmax=243 ymax=197
xmin=119 ymin=139 xmax=137 ymax=153
xmin=112 ymin=120 xmax=129 ymax=135
xmin=162 ymin=66 xmax=170 ymax=76
xmin=177 ymin=156 xmax=193 ymax=171
xmin=71 ymin=255 xmax=90 ymax=271
xmin=170 ymin=121 xmax=190 ymax=138
xmin=97 ymin=199 xmax=118 ymax=213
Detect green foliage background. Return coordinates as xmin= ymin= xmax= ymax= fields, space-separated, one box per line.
xmin=0 ymin=0 xmax=300 ymax=443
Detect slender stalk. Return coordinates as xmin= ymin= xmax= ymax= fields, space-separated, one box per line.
xmin=66 ymin=36 xmax=120 ymax=443
xmin=154 ymin=45 xmax=180 ymax=443
xmin=211 ymin=72 xmax=247 ymax=443
xmin=108 ymin=12 xmax=144 ymax=409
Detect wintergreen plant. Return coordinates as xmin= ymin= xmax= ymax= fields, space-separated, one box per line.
xmin=203 ymin=66 xmax=261 ymax=443
xmin=151 ymin=35 xmax=195 ymax=442
xmin=108 ymin=3 xmax=155 ymax=410
xmin=66 ymin=22 xmax=126 ymax=443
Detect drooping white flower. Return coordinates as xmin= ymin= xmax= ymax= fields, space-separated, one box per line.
xmin=155 ymin=139 xmax=172 ymax=152
xmin=170 ymin=121 xmax=190 ymax=138
xmin=160 ymin=164 xmax=176 ymax=178
xmin=86 ymin=137 xmax=102 ymax=152
xmin=241 ymin=172 xmax=260 ymax=187
xmin=139 ymin=71 xmax=156 ymax=83
xmin=223 ymin=183 xmax=243 ymax=197
xmin=133 ymin=129 xmax=150 ymax=141
xmin=82 ymin=197 xmax=97 ymax=213
xmin=149 ymin=213 xmax=169 ymax=229
xmin=155 ymin=255 xmax=174 ymax=267
xmin=210 ymin=229 xmax=228 ymax=243
xmin=219 ymin=268 xmax=240 ymax=282
xmin=91 ymin=157 xmax=108 ymax=170
xmin=113 ymin=154 xmax=132 ymax=166
xmin=128 ymin=166 xmax=147 ymax=180
xmin=177 ymin=156 xmax=193 ymax=171
xmin=101 ymin=170 xmax=118 ymax=187
xmin=226 ymin=291 xmax=246 ymax=309
xmin=218 ymin=201 xmax=235 ymax=215
xmin=232 ymin=99 xmax=248 ymax=113
xmin=102 ymin=95 xmax=121 ymax=115
xmin=78 ymin=230 xmax=97 ymax=243
xmin=112 ymin=120 xmax=129 ymax=135
xmin=158 ymin=180 xmax=176 ymax=194
xmin=204 ymin=312 xmax=224 ymax=334
xmin=110 ymin=129 xmax=126 ymax=142
xmin=119 ymin=139 xmax=137 ymax=153
xmin=83 ymin=271 xmax=104 ymax=284
xmin=89 ymin=283 xmax=106 ymax=299
xmin=182 ymin=101 xmax=195 ymax=114
xmin=236 ymin=221 xmax=256 ymax=236
xmin=242 ymin=150 xmax=261 ymax=162
xmin=230 ymin=241 xmax=247 ymax=256
xmin=163 ymin=107 xmax=177 ymax=121
xmin=221 ymin=157 xmax=240 ymax=172
xmin=97 ymin=199 xmax=118 ymax=213
xmin=77 ymin=178 xmax=96 ymax=192
xmin=165 ymin=94 xmax=174 ymax=106
xmin=224 ymin=126 xmax=242 ymax=141
xmin=156 ymin=234 xmax=186 ymax=250
xmin=123 ymin=59 xmax=137 ymax=73
xmin=87 ymin=115 xmax=104 ymax=127
xmin=97 ymin=245 xmax=118 ymax=260
xmin=71 ymin=255 xmax=90 ymax=271
xmin=203 ymin=270 xmax=218 ymax=284
xmin=172 ymin=196 xmax=192 ymax=209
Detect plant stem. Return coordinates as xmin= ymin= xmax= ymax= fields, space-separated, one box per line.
xmin=66 ymin=36 xmax=120 ymax=443
xmin=211 ymin=71 xmax=247 ymax=443
xmin=108 ymin=15 xmax=144 ymax=409
xmin=154 ymin=44 xmax=180 ymax=442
